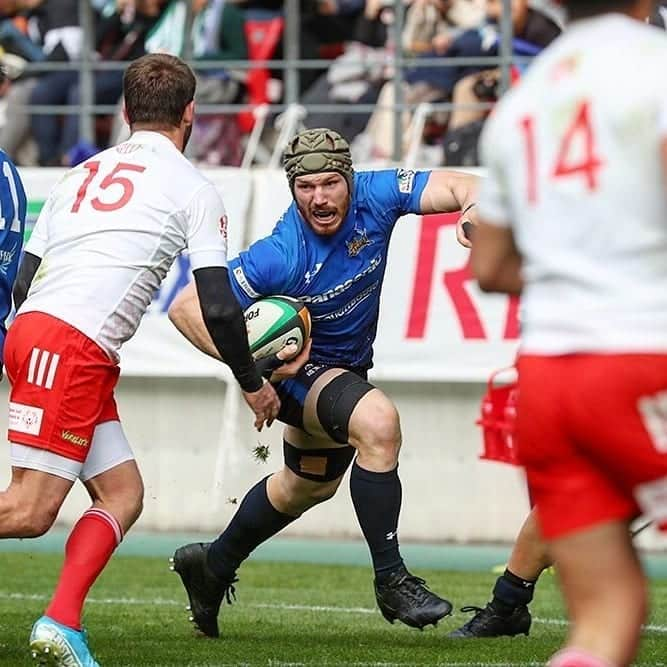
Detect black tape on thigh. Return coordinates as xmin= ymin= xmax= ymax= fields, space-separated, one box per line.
xmin=316 ymin=371 xmax=374 ymax=444
xmin=283 ymin=440 xmax=355 ymax=481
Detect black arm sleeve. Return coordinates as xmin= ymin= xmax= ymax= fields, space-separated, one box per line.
xmin=13 ymin=251 xmax=41 ymax=311
xmin=193 ymin=266 xmax=263 ymax=393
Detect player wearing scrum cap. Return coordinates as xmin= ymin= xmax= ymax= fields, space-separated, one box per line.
xmin=471 ymin=0 xmax=667 ymax=665
xmin=168 ymin=128 xmax=480 ymax=638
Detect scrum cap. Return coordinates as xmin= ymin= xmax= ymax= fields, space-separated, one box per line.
xmin=283 ymin=128 xmax=354 ymax=193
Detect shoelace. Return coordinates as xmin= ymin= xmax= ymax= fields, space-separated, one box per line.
xmin=457 ymin=605 xmax=491 ymax=630
xmin=460 ymin=605 xmax=485 ymax=614
xmin=395 ymin=574 xmax=434 ymax=604
xmin=222 ymin=577 xmax=239 ymax=605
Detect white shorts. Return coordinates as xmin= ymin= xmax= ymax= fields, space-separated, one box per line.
xmin=10 ymin=420 xmax=135 ymax=482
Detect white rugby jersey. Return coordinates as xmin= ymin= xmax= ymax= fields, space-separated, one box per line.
xmin=478 ymin=14 xmax=667 ymax=354
xmin=21 ymin=131 xmax=228 ymax=361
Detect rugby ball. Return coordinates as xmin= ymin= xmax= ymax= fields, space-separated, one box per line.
xmin=244 ymin=296 xmax=311 ymax=360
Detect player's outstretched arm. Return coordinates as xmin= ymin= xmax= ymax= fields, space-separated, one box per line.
xmin=169 ymin=281 xmax=222 ymax=360
xmin=419 ymin=170 xmax=481 ymax=248
xmin=419 ymin=170 xmax=480 ymax=216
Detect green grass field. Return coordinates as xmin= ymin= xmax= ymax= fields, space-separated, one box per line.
xmin=0 ymin=549 xmax=666 ymax=666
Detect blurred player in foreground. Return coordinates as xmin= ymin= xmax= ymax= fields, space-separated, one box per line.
xmin=0 ymin=53 xmax=298 ymax=667
xmin=470 ymin=1 xmax=667 ymax=665
xmin=168 ymin=128 xmax=479 ymax=637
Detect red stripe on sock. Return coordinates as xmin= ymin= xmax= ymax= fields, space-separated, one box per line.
xmin=45 ymin=509 xmax=122 ymax=630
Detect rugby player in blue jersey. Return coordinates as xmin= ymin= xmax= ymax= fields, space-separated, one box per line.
xmin=0 ymin=145 xmax=26 ymax=376
xmin=168 ymin=128 xmax=479 ymax=637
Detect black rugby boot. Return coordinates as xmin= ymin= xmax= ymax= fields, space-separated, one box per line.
xmin=171 ymin=542 xmax=237 ymax=638
xmin=447 ymin=603 xmax=531 ymax=638
xmin=374 ymin=566 xmax=453 ymax=629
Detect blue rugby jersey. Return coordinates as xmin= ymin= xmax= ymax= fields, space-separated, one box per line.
xmin=229 ymin=169 xmax=430 ymax=369
xmin=0 ymin=151 xmax=26 ymax=361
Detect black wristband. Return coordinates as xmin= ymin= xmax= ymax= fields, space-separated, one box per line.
xmin=235 ymin=363 xmax=264 ymax=392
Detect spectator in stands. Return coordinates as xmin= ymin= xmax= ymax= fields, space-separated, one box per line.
xmin=191 ymin=0 xmax=249 ymax=165
xmin=0 ymin=0 xmax=46 ymax=64
xmin=29 ymin=0 xmax=165 ymax=166
xmin=300 ymin=0 xmax=398 ymax=143
xmin=0 ymin=0 xmax=84 ymax=165
xmin=355 ymin=0 xmax=488 ymax=160
xmin=137 ymin=0 xmax=249 ymax=165
xmin=403 ymin=0 xmax=560 ymax=105
xmin=298 ymin=0 xmax=365 ymax=93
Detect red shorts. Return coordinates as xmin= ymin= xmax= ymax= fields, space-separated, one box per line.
xmin=517 ymin=353 xmax=667 ymax=540
xmin=4 ymin=312 xmax=120 ymax=462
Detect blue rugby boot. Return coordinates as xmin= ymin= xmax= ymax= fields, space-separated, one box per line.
xmin=29 ymin=616 xmax=100 ymax=666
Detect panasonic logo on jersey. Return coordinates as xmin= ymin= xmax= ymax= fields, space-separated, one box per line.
xmin=312 ymin=282 xmax=379 ymax=321
xmin=302 ymin=255 xmax=382 ymax=305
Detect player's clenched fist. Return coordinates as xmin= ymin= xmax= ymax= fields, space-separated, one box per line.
xmin=243 ymin=381 xmax=281 ymax=431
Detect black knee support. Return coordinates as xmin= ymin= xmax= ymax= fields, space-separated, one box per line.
xmin=283 ymin=440 xmax=355 ymax=482
xmin=316 ymin=371 xmax=374 ymax=444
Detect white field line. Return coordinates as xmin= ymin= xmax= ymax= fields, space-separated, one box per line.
xmin=1 ymin=591 xmax=667 ymax=636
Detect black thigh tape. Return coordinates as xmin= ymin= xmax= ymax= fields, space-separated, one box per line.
xmin=283 ymin=440 xmax=355 ymax=481
xmin=315 ymin=371 xmax=374 ymax=444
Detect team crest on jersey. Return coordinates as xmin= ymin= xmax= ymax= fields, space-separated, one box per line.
xmin=0 ymin=242 xmax=17 ymax=275
xmin=397 ymin=168 xmax=415 ymax=194
xmin=346 ymin=228 xmax=372 ymax=257
xmin=116 ymin=143 xmax=141 ymax=154
xmin=219 ymin=214 xmax=228 ymax=241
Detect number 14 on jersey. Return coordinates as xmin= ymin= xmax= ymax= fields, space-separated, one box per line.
xmin=519 ymin=100 xmax=605 ymax=204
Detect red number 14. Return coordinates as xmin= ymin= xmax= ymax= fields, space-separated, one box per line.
xmin=520 ymin=100 xmax=604 ymax=204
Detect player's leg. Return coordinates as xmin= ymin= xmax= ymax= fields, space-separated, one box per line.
xmin=546 ymin=521 xmax=645 ymax=667
xmin=29 ymin=418 xmax=139 ymax=667
xmin=3 ymin=313 xmax=135 ymax=665
xmin=173 ymin=424 xmax=351 ymax=637
xmin=304 ymin=367 xmax=452 ymax=628
xmin=0 ymin=466 xmax=73 ymax=537
xmin=172 ymin=363 xmax=353 ymax=637
xmin=449 ymin=506 xmax=550 ymax=638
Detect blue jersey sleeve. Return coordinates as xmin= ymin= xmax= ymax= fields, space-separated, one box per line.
xmin=359 ymin=169 xmax=430 ymax=227
xmin=0 ymin=153 xmax=26 ymax=328
xmin=228 ymin=237 xmax=293 ymax=309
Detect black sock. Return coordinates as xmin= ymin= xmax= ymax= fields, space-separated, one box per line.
xmin=490 ymin=568 xmax=536 ymax=616
xmin=207 ymin=476 xmax=295 ymax=581
xmin=349 ymin=461 xmax=404 ymax=581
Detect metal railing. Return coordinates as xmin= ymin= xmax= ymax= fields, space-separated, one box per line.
xmin=13 ymin=0 xmax=519 ymax=163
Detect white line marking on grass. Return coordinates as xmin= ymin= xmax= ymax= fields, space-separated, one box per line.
xmin=0 ymin=592 xmax=378 ymax=614
xmin=253 ymin=602 xmax=376 ymax=614
xmin=2 ymin=592 xmax=667 ymax=635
